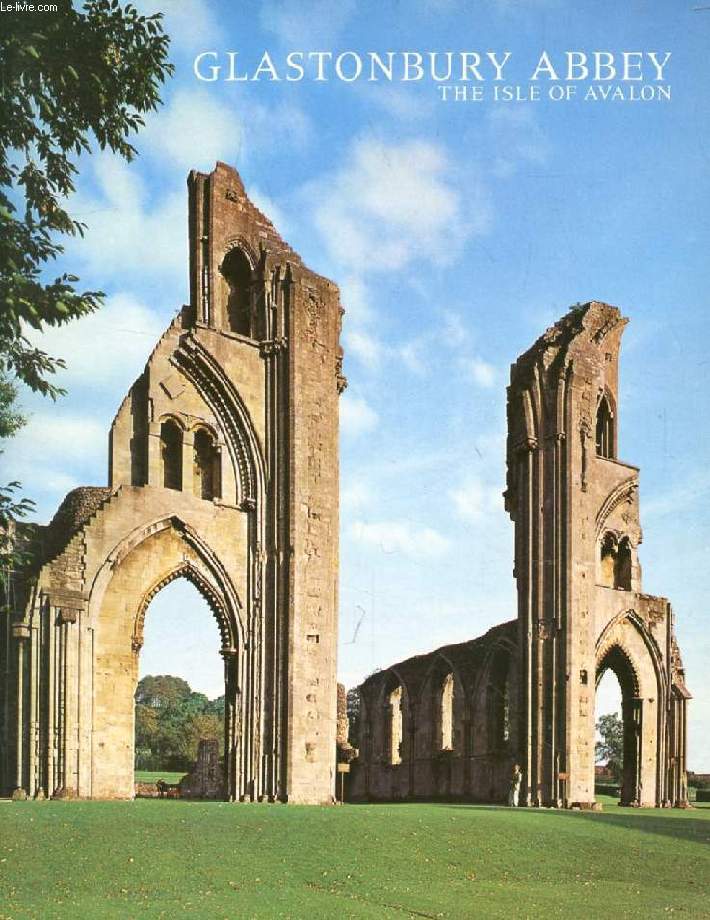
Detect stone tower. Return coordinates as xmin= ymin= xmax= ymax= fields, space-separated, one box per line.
xmin=1 ymin=162 xmax=344 ymax=804
xmin=505 ymin=301 xmax=689 ymax=807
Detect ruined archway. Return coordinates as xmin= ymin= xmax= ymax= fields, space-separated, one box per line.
xmin=594 ymin=611 xmax=667 ymax=807
xmin=86 ymin=519 xmax=244 ymax=800
xmin=2 ymin=162 xmax=343 ymax=805
xmin=350 ymin=302 xmax=690 ymax=809
xmin=135 ymin=577 xmax=226 ymax=794
xmin=595 ymin=644 xmax=641 ymax=805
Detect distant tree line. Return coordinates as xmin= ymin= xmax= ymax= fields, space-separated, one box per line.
xmin=135 ymin=675 xmax=223 ymax=772
xmin=595 ymin=712 xmax=623 ymax=784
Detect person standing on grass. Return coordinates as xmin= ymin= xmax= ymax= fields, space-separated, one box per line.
xmin=509 ymin=763 xmax=523 ymax=806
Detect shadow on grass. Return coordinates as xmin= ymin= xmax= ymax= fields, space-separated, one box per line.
xmin=426 ymin=802 xmax=710 ymax=846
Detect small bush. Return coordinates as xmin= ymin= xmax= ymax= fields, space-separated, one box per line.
xmin=696 ymin=789 xmax=710 ymax=802
xmin=595 ymin=784 xmax=620 ymax=798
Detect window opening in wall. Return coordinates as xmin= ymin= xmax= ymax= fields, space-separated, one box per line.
xmin=488 ymin=649 xmax=512 ymax=749
xmin=615 ymin=538 xmax=632 ymax=591
xmin=600 ymin=532 xmax=616 ymax=588
xmin=440 ymin=672 xmax=454 ymax=751
xmin=596 ymin=395 xmax=615 ymax=459
xmin=161 ymin=420 xmax=182 ymax=490
xmin=387 ymin=684 xmax=403 ymax=766
xmin=193 ymin=428 xmax=220 ymax=500
xmin=599 ymin=532 xmax=632 ymax=590
xmin=221 ymin=248 xmax=252 ymax=337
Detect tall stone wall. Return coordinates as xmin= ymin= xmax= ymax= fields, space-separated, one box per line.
xmin=352 ymin=302 xmax=690 ymax=808
xmin=0 ymin=162 xmax=343 ymax=805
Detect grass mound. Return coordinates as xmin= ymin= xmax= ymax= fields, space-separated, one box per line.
xmin=1 ymin=800 xmax=708 ymax=918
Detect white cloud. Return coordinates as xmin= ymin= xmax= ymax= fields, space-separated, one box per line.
xmin=397 ymin=338 xmax=428 ymax=376
xmin=487 ymin=107 xmax=550 ymax=178
xmin=341 ymin=479 xmax=371 ymax=513
xmin=350 ymin=519 xmax=450 ymax=559
xmin=3 ymin=412 xmax=107 ymax=512
xmin=340 ymin=275 xmax=375 ymax=326
xmin=310 ymin=137 xmax=491 ymax=374
xmin=13 ymin=413 xmax=106 ymax=463
xmin=363 ymin=84 xmax=436 ymax=121
xmin=465 ymin=357 xmax=497 ymax=388
xmin=442 ymin=311 xmax=469 ymax=346
xmin=243 ymin=102 xmax=313 ymax=156
xmin=69 ymin=154 xmax=186 ymax=283
xmin=27 ymin=294 xmax=165 ymax=392
xmin=138 ymin=88 xmax=243 ymax=173
xmin=343 ymin=328 xmax=382 ymax=370
xmin=259 ymin=0 xmax=357 ymax=46
xmin=341 ymin=393 xmax=379 ymax=437
xmin=450 ymin=478 xmax=501 ymax=522
xmin=308 ymin=135 xmax=490 ymax=274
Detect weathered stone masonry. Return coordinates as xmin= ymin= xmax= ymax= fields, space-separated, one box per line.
xmin=351 ymin=302 xmax=690 ymax=807
xmin=0 ymin=162 xmax=344 ymax=804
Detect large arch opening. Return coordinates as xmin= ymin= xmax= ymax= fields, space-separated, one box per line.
xmin=134 ymin=576 xmax=227 ymax=799
xmin=596 ymin=645 xmax=641 ymax=805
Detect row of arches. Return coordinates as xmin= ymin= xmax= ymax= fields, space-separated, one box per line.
xmin=375 ymin=645 xmax=516 ymax=768
xmin=160 ymin=419 xmax=221 ymax=500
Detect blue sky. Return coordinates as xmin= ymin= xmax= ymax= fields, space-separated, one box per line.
xmin=5 ymin=0 xmax=710 ymax=768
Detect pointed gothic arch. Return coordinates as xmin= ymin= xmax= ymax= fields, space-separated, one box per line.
xmin=595 ymin=390 xmax=616 ymax=459
xmin=221 ymin=246 xmax=253 ymax=337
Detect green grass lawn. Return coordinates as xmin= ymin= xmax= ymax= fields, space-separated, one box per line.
xmin=1 ymin=800 xmax=708 ymax=919
xmin=134 ymin=771 xmax=187 ymax=785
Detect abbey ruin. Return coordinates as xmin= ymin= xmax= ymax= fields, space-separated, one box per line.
xmin=0 ymin=164 xmax=690 ymax=808
xmin=0 ymin=163 xmax=344 ymax=804
xmin=350 ymin=301 xmax=690 ymax=808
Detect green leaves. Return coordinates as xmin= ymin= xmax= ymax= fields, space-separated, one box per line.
xmin=0 ymin=0 xmax=173 ymax=395
xmin=135 ymin=676 xmax=223 ymax=770
xmin=595 ymin=712 xmax=624 ymax=783
xmin=0 ymin=0 xmax=173 ymax=582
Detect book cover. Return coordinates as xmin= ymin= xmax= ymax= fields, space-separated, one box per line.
xmin=1 ymin=0 xmax=708 ymax=915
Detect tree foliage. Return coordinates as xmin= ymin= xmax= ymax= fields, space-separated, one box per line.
xmin=1 ymin=0 xmax=173 ymax=396
xmin=135 ymin=675 xmax=224 ymax=771
xmin=595 ymin=712 xmax=623 ymax=782
xmin=346 ymin=687 xmax=361 ymax=747
xmin=0 ymin=374 xmax=33 ymax=588
xmin=0 ymin=0 xmax=172 ymax=584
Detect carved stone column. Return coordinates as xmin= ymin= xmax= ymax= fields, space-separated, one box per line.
xmin=11 ymin=623 xmax=30 ymax=800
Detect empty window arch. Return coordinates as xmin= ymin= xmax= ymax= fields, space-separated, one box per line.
xmin=599 ymin=532 xmax=632 ymax=590
xmin=160 ymin=419 xmax=182 ymax=490
xmin=600 ymin=532 xmax=617 ymax=588
xmin=386 ymin=683 xmax=403 ymax=766
xmin=615 ymin=537 xmax=632 ymax=591
xmin=488 ymin=648 xmax=512 ymax=749
xmin=596 ymin=394 xmax=615 ymax=459
xmin=439 ymin=672 xmax=454 ymax=751
xmin=221 ymin=247 xmax=252 ymax=337
xmin=193 ymin=428 xmax=221 ymax=501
